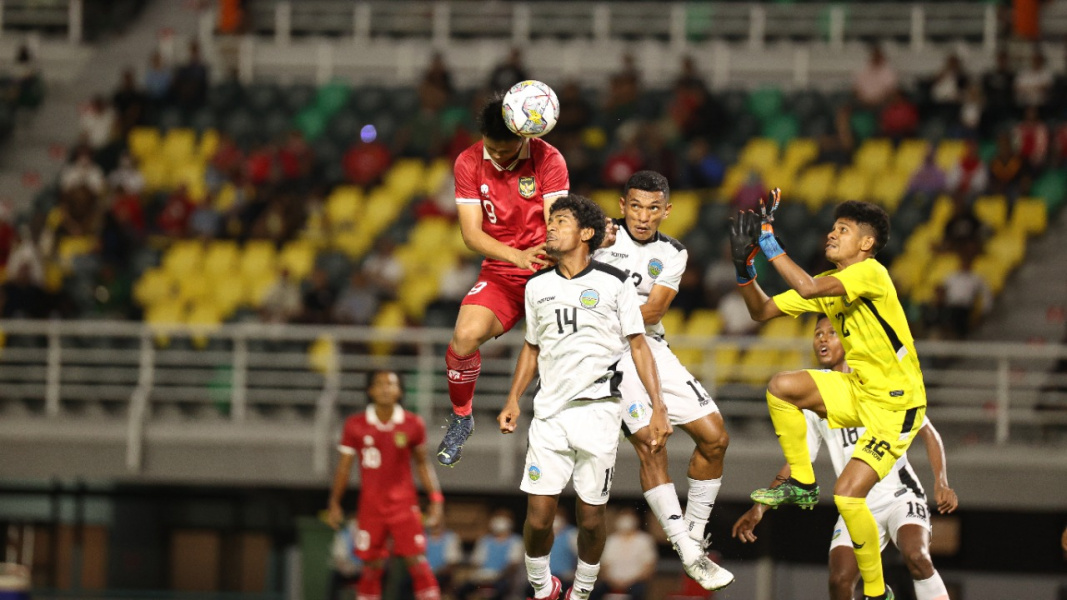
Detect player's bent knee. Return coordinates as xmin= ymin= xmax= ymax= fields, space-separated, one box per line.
xmin=827 ymin=569 xmax=856 ymax=597
xmin=697 ymin=428 xmax=729 ymax=460
xmin=767 ymin=371 xmax=808 ymax=403
xmin=903 ymin=547 xmax=934 ymax=578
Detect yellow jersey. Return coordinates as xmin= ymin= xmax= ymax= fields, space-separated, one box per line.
xmin=772 ymin=258 xmax=926 ymax=410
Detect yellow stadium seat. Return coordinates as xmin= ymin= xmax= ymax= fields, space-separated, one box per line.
xmin=685 ymin=309 xmax=722 ymax=337
xmin=134 ymin=268 xmax=178 ymax=307
xmin=241 ymin=240 xmax=277 ymax=277
xmin=935 ymin=140 xmax=967 ymax=172
xmin=674 ymin=348 xmax=704 ymax=372
xmin=56 ymin=236 xmax=96 ymax=272
xmin=903 ymin=222 xmax=942 ymax=256
xmin=738 ymin=138 xmax=780 ymax=174
xmin=162 ymin=240 xmax=204 ymax=278
xmin=782 ymin=138 xmax=819 ymax=174
xmin=986 ymin=230 xmax=1026 ymax=268
xmin=739 ymin=347 xmax=780 ymax=384
xmin=145 ymin=299 xmax=185 ymax=327
xmin=370 ymin=302 xmax=407 ymax=355
xmin=928 ymin=195 xmax=955 ymax=229
xmin=211 ymin=275 xmax=245 ymax=316
xmin=973 ymin=196 xmax=1008 ymax=231
xmin=308 ymin=335 xmax=339 ymax=374
xmin=178 ymin=276 xmax=212 ymax=303
xmin=833 ymin=167 xmax=869 ymax=202
xmin=1010 ymin=198 xmax=1047 ymax=236
xmin=660 ymin=191 xmax=698 ymax=239
xmin=397 ymin=276 xmax=441 ymax=320
xmin=409 ymin=218 xmax=456 ymax=250
xmin=203 ymin=241 xmax=239 ymax=276
xmin=924 ymin=253 xmax=962 ymax=288
xmin=794 ymin=165 xmax=836 ymax=211
xmin=868 ymin=168 xmax=910 ymax=213
xmin=214 ymin=182 xmax=239 ymax=212
xmin=161 ymin=128 xmax=198 ymax=163
xmin=762 ymin=317 xmax=802 ymax=339
xmin=128 ymin=127 xmax=161 ymax=161
xmin=894 ymin=139 xmax=930 ymax=174
xmin=422 ymin=159 xmax=452 ymax=196
xmin=139 ymin=154 xmax=171 ymax=192
xmin=592 ymin=190 xmax=620 ymax=218
xmin=334 ymin=231 xmax=375 ymax=261
xmin=278 ymin=240 xmax=317 ymax=280
xmin=383 ymin=159 xmax=426 ymax=199
xmin=325 ymin=186 xmax=364 ymax=226
xmin=198 ymin=129 xmax=219 ymax=160
xmin=243 ymin=272 xmax=278 ymax=307
xmin=186 ymin=302 xmax=223 ymax=349
xmin=711 ymin=343 xmax=740 ymax=385
xmin=972 ymin=254 xmax=1009 ymax=293
xmin=780 ymin=350 xmax=806 ymax=371
xmin=660 ymin=309 xmax=686 ymax=337
xmin=853 ymin=139 xmax=893 ymax=175
xmin=889 ymin=252 xmax=929 ymax=294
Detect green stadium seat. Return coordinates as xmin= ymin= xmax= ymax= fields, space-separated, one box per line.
xmin=746 ymin=87 xmax=783 ymax=123
xmin=763 ymin=114 xmax=799 ymax=147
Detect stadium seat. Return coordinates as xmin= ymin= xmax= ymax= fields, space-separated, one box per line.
xmin=203 ymin=241 xmax=239 ymax=276
xmin=1010 ymin=198 xmax=1047 ymax=236
xmin=56 ymin=236 xmax=96 ymax=273
xmin=660 ymin=309 xmax=686 ymax=338
xmin=279 ymin=240 xmax=317 ymax=280
xmin=660 ymin=191 xmax=698 ymax=240
xmin=308 ymin=335 xmax=339 ymax=374
xmin=935 ymin=140 xmax=966 ymax=172
xmin=161 ymin=128 xmax=198 ymax=163
xmin=134 ymin=268 xmax=178 ymax=307
xmin=833 ymin=167 xmax=869 ymax=202
xmin=746 ymin=87 xmax=783 ymax=123
xmin=397 ymin=276 xmax=441 ymax=320
xmin=739 ymin=346 xmax=780 ymax=384
xmin=197 ymin=129 xmax=220 ymax=160
xmin=685 ymin=309 xmax=722 ymax=337
xmin=370 ymin=302 xmax=407 ymax=355
xmin=241 ymin=241 xmax=278 ymax=277
xmin=763 ymin=114 xmax=799 ymax=147
xmin=422 ymin=159 xmax=452 ymax=196
xmin=985 ymin=230 xmax=1026 ymax=269
xmin=853 ymin=139 xmax=893 ymax=175
xmin=178 ymin=275 xmax=212 ymax=304
xmin=162 ymin=241 xmax=204 ymax=279
xmin=711 ymin=343 xmax=740 ymax=385
xmin=972 ymin=254 xmax=1009 ymax=293
xmin=211 ymin=275 xmax=245 ymax=316
xmin=793 ymin=165 xmax=836 ymax=211
xmin=592 ymin=190 xmax=620 ymax=217
xmin=894 ymin=139 xmax=930 ymax=174
xmin=782 ymin=138 xmax=819 ymax=174
xmin=973 ymin=196 xmax=1008 ymax=232
xmin=383 ymin=160 xmax=426 ymax=199
xmin=737 ymin=138 xmax=779 ymax=174
xmin=868 ymin=168 xmax=910 ymax=213
xmin=128 ymin=127 xmax=161 ymax=161
xmin=325 ymin=186 xmax=364 ymax=227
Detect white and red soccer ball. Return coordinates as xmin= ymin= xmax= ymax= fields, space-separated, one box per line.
xmin=502 ymin=80 xmax=559 ymax=138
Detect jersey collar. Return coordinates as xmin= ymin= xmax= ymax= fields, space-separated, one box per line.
xmin=366 ymin=405 xmax=404 ymax=429
xmin=555 ymin=260 xmax=596 ymax=280
xmin=483 ymin=139 xmax=530 ymax=171
xmin=616 ymin=217 xmax=661 ymax=246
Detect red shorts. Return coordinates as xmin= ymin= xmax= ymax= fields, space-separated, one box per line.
xmin=459 ymin=269 xmax=530 ymax=332
xmin=354 ymin=505 xmax=426 ymax=561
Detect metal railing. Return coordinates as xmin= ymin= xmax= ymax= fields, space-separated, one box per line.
xmin=1 ymin=319 xmax=1065 ymax=476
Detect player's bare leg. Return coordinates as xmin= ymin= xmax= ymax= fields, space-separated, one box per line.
xmin=523 ymin=494 xmax=563 ymax=600
xmin=895 ymin=524 xmax=950 ymax=600
xmin=627 ymin=427 xmax=734 ymax=591
xmin=751 ymin=371 xmax=826 ymax=509
xmin=438 ymin=304 xmax=505 ymax=466
xmin=835 ymin=459 xmax=891 ymax=600
xmin=828 ymin=546 xmax=861 ymax=600
xmin=677 ymin=412 xmax=729 ymax=545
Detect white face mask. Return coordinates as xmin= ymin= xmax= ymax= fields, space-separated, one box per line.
xmin=553 ymin=516 xmax=565 ymax=532
xmin=489 ymin=517 xmax=512 ymax=535
xmin=615 ymin=515 xmax=638 ymax=533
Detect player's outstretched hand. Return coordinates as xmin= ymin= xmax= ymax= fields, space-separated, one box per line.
xmin=516 ymin=243 xmax=553 ymax=272
xmin=600 ymin=217 xmax=618 ymax=248
xmin=647 ymin=407 xmax=673 ymax=453
xmin=759 ymin=187 xmax=781 ymax=231
xmin=731 ymin=504 xmax=766 ymax=543
xmin=327 ymin=501 xmax=345 ymax=530
xmin=424 ymin=500 xmax=444 ymax=529
xmin=728 ymin=209 xmax=761 ymax=284
xmin=498 ymin=401 xmax=521 ymax=434
xmin=934 ymin=484 xmax=958 ymax=514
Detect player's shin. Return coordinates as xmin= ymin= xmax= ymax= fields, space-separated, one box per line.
xmin=407 ymin=560 xmax=440 ymax=600
xmin=644 ymin=484 xmax=701 ymax=563
xmin=767 ymin=391 xmax=816 ymax=485
xmin=834 ymin=495 xmax=885 ymax=598
xmin=912 ymin=572 xmax=949 ymax=600
xmin=685 ymin=477 xmax=722 ymax=543
xmin=356 ymin=565 xmax=384 ymax=600
xmin=445 ymin=346 xmax=481 ymax=416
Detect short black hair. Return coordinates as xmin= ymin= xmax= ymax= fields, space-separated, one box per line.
xmin=833 ymin=201 xmax=890 ymax=254
xmin=814 ymin=314 xmax=831 ymax=328
xmin=623 ymin=170 xmax=670 ymax=200
xmin=479 ymin=92 xmax=520 ymax=142
xmin=366 ymin=369 xmax=403 ymax=403
xmin=549 ymin=195 xmax=606 ymax=252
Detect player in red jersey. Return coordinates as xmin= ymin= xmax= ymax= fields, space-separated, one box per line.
xmin=328 ymin=370 xmax=444 ymax=600
xmin=438 ymin=91 xmax=570 ymax=466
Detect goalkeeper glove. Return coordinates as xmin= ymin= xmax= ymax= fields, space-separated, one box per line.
xmin=758 ymin=187 xmax=787 ymax=261
xmin=729 ymin=209 xmax=762 ymax=285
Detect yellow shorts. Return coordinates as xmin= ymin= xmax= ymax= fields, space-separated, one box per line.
xmin=807 ymin=369 xmax=926 ymax=480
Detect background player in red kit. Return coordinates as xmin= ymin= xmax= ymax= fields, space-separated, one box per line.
xmin=438 ymin=91 xmax=569 ymax=466
xmin=328 ymin=370 xmax=444 ymax=600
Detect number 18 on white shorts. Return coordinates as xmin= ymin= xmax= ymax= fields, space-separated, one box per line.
xmin=520 ymin=398 xmax=623 ymax=505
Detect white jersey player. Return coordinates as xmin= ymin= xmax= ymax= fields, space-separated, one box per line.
xmin=592 ymin=171 xmax=733 ymax=591
xmin=732 ymin=315 xmax=958 ymax=600
xmin=497 ymin=195 xmax=671 ymax=600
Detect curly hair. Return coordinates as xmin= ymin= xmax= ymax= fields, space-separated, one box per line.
xmin=478 ymin=92 xmax=520 ymax=142
xmin=623 ymin=170 xmax=670 ymax=200
xmin=549 ymin=195 xmax=607 ymax=253
xmin=834 ymin=200 xmax=890 ymax=254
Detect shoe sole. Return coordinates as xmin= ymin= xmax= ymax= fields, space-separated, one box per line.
xmin=750 ymin=493 xmax=818 ymax=510
xmin=436 ymin=449 xmax=461 ymax=467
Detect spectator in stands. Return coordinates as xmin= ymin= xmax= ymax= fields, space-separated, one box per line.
xmin=929 ymin=53 xmax=968 ymax=118
xmin=719 ymin=288 xmax=759 ymax=336
xmin=276 ymin=130 xmax=314 ymax=189
xmin=669 ymin=58 xmax=720 ymax=142
xmin=189 ymin=200 xmax=221 ymax=240
xmin=549 ymin=507 xmax=579 ymax=592
xmin=616 ymin=52 xmax=641 ymax=90
xmin=362 ymin=238 xmax=404 ymax=300
xmin=109 ymin=183 xmax=145 ymax=235
xmin=156 ymin=184 xmax=195 ymax=238
xmin=679 ymin=138 xmax=725 ymax=190
xmin=108 ymin=153 xmax=145 ymax=196
xmin=333 ymin=271 xmax=380 ymax=326
xmin=907 ymin=150 xmax=946 ymax=199
xmin=946 ymin=141 xmax=988 ymax=197
xmin=259 ymin=267 xmax=302 ymax=324
xmin=5 ymin=224 xmax=44 ymax=287
xmin=456 ymin=509 xmax=523 ymax=600
xmin=552 ymin=81 xmax=594 ymax=141
xmin=395 ymin=83 xmax=447 ymax=159
xmin=245 ymin=142 xmax=278 ymax=187
xmin=143 ymin=50 xmax=172 ymax=103
xmin=60 ymin=148 xmax=106 ymax=195
xmin=112 ymin=68 xmax=147 ymax=136
xmin=206 ymin=132 xmax=245 ymax=191
xmin=989 ymin=131 xmax=1025 ymax=198
xmin=591 ymin=507 xmax=657 ymax=600
xmin=704 ymin=242 xmax=739 ymax=308
xmin=958 ymin=80 xmax=985 ymax=139
xmin=818 ymin=104 xmax=856 ymax=165
xmin=172 ymin=40 xmax=209 ymax=112
xmin=99 ymin=210 xmax=136 ymax=271
xmin=424 ymin=520 xmax=463 ymax=596
xmin=1014 ymin=52 xmax=1053 ymax=113
xmin=0 ymin=262 xmax=49 ymax=318
xmin=604 ymin=57 xmax=642 ymax=127
xmin=301 ymin=267 xmax=336 ymax=324
xmin=79 ymin=95 xmax=117 ymax=150
xmin=421 ymin=52 xmax=454 ymax=99
xmin=732 ymin=170 xmax=765 ymax=213
xmin=934 ymin=255 xmax=993 ymax=339
xmin=853 ymin=44 xmax=899 ymax=108
xmin=879 ymin=90 xmax=919 ymax=141
xmin=1013 ymin=106 xmax=1050 ymax=170
xmin=601 ymin=124 xmax=646 ymax=188
xmin=57 ymin=186 xmax=101 ymax=238
xmin=342 ymin=130 xmax=392 ymax=189
xmin=941 ymin=193 xmax=987 ymax=259
xmin=0 ymin=202 xmax=13 ymax=269
xmin=91 ymin=263 xmax=133 ymax=319
xmin=671 ymin=257 xmax=707 ymax=316
xmin=675 ymin=55 xmax=707 ymax=93
xmin=983 ymin=49 xmax=1016 ymax=124
xmin=436 ymin=255 xmax=481 ymax=303
xmin=488 ymin=47 xmax=529 ymax=92
xmin=11 ymin=44 xmax=40 ymax=107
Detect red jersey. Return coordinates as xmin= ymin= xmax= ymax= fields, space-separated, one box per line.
xmin=338 ymin=406 xmax=426 ymax=521
xmin=453 ymin=138 xmax=569 ymax=280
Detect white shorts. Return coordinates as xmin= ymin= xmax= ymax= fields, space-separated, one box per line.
xmin=829 ymin=493 xmax=932 ymax=553
xmin=520 ymin=398 xmax=623 ymax=506
xmin=618 ymin=335 xmax=718 ymax=435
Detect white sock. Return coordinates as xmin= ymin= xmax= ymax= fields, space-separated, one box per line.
xmin=525 ymin=554 xmax=552 ymax=598
xmin=913 ymin=570 xmax=949 ymax=600
xmin=644 ymin=483 xmax=701 ymax=564
xmin=684 ymin=477 xmax=722 ymax=542
xmin=571 ymin=559 xmax=600 ymax=600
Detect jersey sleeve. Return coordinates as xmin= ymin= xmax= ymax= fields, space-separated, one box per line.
xmin=538 ymin=144 xmax=570 ymax=199
xmin=772 ymin=289 xmax=822 ymax=318
xmin=828 ymin=259 xmax=888 ymax=303
xmin=338 ymin=418 xmax=358 ymax=455
xmin=617 ymin=280 xmax=646 ymax=338
xmin=409 ymin=414 xmax=427 ymax=448
xmin=453 ymin=152 xmax=480 ymax=206
xmin=653 ymin=248 xmax=687 ymax=292
xmin=524 ymin=286 xmax=540 ymax=345
xmin=803 ymin=410 xmax=823 ymax=461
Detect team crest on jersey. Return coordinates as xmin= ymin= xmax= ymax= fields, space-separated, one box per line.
xmin=832 ymin=528 xmax=842 ymax=541
xmin=628 ymin=402 xmax=645 ymax=420
xmin=394 ymin=432 xmax=407 ymax=448
xmin=648 ymin=258 xmax=664 ymax=279
xmin=480 ymin=184 xmax=489 ymax=197
xmin=518 ymin=176 xmax=536 ymax=198
xmin=528 ymin=465 xmax=541 ymax=482
xmin=579 ymin=289 xmax=600 ymax=308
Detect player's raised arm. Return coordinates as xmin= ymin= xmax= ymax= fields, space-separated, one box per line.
xmin=457 ymin=203 xmax=549 ymax=272
xmin=916 ymin=421 xmax=957 ymax=514
xmin=498 ymin=341 xmax=540 ymax=434
xmin=327 ymin=451 xmax=355 ymax=529
xmin=730 ymin=209 xmax=786 ymax=322
xmin=753 ymin=189 xmax=847 ymax=300
xmin=411 ymin=442 xmax=445 ymax=527
xmin=627 ymin=333 xmax=672 ymax=451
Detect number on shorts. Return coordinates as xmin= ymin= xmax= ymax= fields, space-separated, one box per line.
xmin=482 ymin=199 xmax=498 ymax=224
xmin=838 ymin=428 xmax=860 ymax=448
xmin=863 ymin=437 xmax=891 ymax=458
xmin=467 ymin=281 xmax=488 ymax=296
xmin=906 ymin=501 xmax=928 ymax=520
xmin=361 ymin=447 xmax=381 ymax=469
xmin=555 ymin=307 xmax=578 ymax=334
xmin=601 ymin=466 xmax=615 ymax=497
xmin=685 ymin=379 xmax=711 ymax=406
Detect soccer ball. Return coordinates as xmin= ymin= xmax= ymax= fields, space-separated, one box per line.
xmin=502 ymin=80 xmax=559 ymax=138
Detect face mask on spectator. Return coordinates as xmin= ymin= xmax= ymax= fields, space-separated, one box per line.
xmin=489 ymin=516 xmax=512 ymax=535
xmin=615 ymin=514 xmax=638 ymax=533
xmin=553 ymin=516 xmax=565 ymax=532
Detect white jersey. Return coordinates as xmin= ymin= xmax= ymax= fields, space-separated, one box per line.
xmin=592 ymin=219 xmax=687 ymax=338
xmin=804 ymin=409 xmax=928 ymax=512
xmin=524 ymin=260 xmax=646 ymax=419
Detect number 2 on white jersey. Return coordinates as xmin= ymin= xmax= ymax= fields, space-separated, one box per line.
xmin=482 ymin=199 xmax=498 ymax=224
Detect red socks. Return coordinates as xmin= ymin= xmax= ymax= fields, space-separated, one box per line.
xmin=356 ymin=565 xmax=383 ymax=600
xmin=408 ymin=560 xmax=441 ymax=600
xmin=445 ymin=346 xmax=481 ymax=416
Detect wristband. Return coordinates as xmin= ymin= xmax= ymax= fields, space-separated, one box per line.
xmin=758 ymin=231 xmax=786 ymax=261
xmin=429 ymin=491 xmax=444 ymax=504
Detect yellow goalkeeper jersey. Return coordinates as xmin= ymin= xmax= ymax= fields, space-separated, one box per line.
xmin=772 ymin=258 xmax=927 ymax=411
